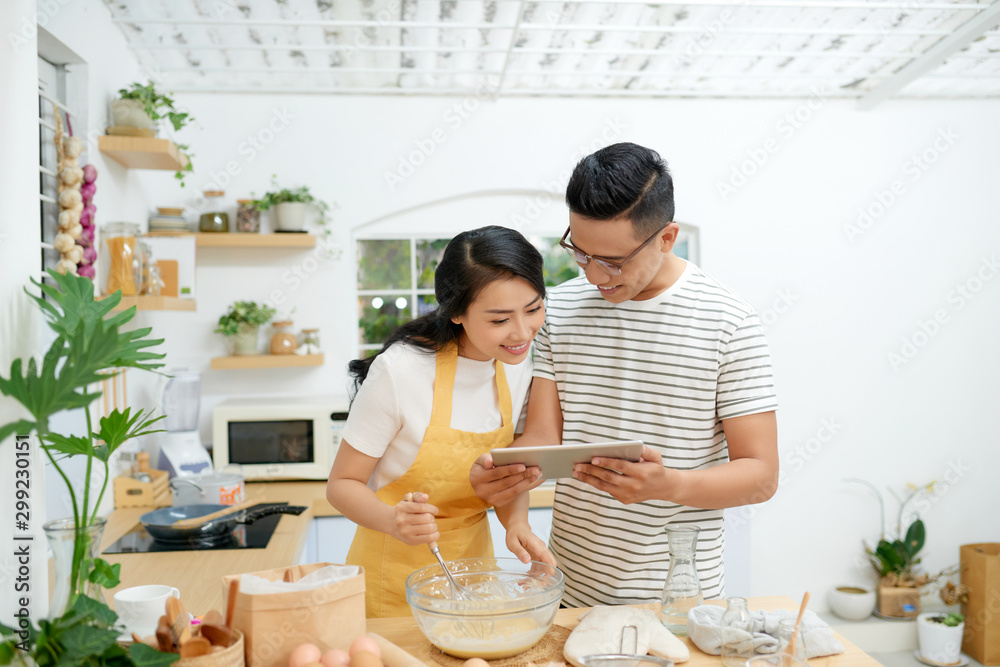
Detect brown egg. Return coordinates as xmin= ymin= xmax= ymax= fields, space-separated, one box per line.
xmin=350 ymin=650 xmax=384 ymax=667
xmin=288 ymin=643 xmax=323 ymax=667
xmin=464 ymin=659 xmax=490 ymax=667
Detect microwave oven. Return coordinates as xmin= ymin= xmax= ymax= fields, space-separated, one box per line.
xmin=212 ymin=396 xmax=348 ymax=481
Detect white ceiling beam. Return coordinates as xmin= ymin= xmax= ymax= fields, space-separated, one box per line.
xmin=111 ymin=17 xmax=953 ymax=36
xmin=858 ymin=0 xmax=1000 ymax=109
xmin=127 ymin=43 xmax=1000 ymax=58
xmin=156 ymin=66 xmax=882 ymax=78
xmin=493 ymin=0 xmax=529 ymax=99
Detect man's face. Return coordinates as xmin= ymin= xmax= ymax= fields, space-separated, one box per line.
xmin=566 ymin=213 xmax=676 ymax=303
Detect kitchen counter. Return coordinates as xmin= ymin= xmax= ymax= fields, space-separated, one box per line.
xmin=368 ymin=597 xmax=883 ymax=667
xmin=98 ymin=481 xmax=556 ymax=614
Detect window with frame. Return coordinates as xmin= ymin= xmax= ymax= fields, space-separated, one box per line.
xmin=356 ymin=235 xmax=579 ymax=357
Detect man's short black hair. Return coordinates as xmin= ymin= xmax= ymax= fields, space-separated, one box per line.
xmin=565 ymin=142 xmax=675 ymax=238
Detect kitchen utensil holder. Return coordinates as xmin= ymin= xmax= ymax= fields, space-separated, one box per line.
xmin=176 ymin=629 xmax=245 ymax=667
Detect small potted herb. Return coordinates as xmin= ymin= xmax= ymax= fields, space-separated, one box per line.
xmin=918 ymin=612 xmax=966 ymax=664
xmin=251 ymin=178 xmax=332 ymax=235
xmin=215 ymin=300 xmax=276 ymax=355
xmin=112 ymin=81 xmax=195 ymax=186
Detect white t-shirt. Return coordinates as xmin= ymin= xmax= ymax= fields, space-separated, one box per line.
xmin=341 ymin=343 xmax=533 ymax=491
xmin=534 ymin=262 xmax=778 ymax=607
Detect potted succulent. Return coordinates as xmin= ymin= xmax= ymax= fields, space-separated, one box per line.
xmin=112 ymin=81 xmax=194 ymax=186
xmin=250 ymin=177 xmax=332 ymax=235
xmin=0 ymin=270 xmax=177 ymax=665
xmin=215 ymin=300 xmax=276 ymax=355
xmin=918 ymin=612 xmax=966 ymax=665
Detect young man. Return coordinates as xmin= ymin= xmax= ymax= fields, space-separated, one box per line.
xmin=471 ymin=142 xmax=779 ymax=606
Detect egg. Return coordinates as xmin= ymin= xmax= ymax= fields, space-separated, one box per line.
xmin=349 ymin=636 xmax=382 ymax=658
xmin=320 ymin=649 xmax=351 ymax=667
xmin=350 ymin=650 xmax=383 ymax=667
xmin=288 ymin=643 xmax=323 ymax=667
xmin=464 ymin=659 xmax=491 ymax=667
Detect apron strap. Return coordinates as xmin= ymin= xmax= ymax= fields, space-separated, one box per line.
xmin=429 ymin=343 xmax=515 ymax=428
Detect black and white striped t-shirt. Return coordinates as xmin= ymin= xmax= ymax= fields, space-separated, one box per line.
xmin=532 ymin=262 xmax=778 ymax=607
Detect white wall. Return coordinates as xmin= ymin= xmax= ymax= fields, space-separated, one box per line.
xmin=6 ymin=1 xmax=997 ymax=614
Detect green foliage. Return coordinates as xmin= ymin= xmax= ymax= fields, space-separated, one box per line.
xmin=214 ymin=300 xmax=276 ymax=337
xmin=939 ymin=613 xmax=964 ymax=627
xmin=0 ymin=270 xmax=174 ymax=664
xmin=250 ymin=176 xmax=333 ymax=234
xmin=0 ymin=596 xmax=179 ymax=666
xmin=117 ymin=81 xmax=194 ymax=186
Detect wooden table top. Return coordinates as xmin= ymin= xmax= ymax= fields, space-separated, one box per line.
xmin=367 ymin=596 xmax=882 ymax=667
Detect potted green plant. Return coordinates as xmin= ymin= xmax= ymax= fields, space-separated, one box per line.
xmin=0 ymin=270 xmax=177 ymax=665
xmin=251 ymin=178 xmax=332 ymax=235
xmin=918 ymin=611 xmax=966 ymax=664
xmin=112 ymin=81 xmax=195 ymax=186
xmin=215 ymin=300 xmax=276 ymax=355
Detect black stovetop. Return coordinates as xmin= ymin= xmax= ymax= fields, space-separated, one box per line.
xmin=103 ymin=503 xmax=283 ymax=554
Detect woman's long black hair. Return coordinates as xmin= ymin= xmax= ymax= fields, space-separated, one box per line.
xmin=348 ymin=225 xmax=545 ymax=396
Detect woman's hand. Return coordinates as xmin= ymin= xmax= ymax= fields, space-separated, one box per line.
xmin=393 ymin=492 xmax=441 ymax=545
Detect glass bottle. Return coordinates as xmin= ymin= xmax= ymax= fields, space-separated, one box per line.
xmin=103 ymin=222 xmax=141 ymax=296
xmin=198 ymin=190 xmax=229 ymax=233
xmin=776 ymin=618 xmax=807 ymax=663
xmin=721 ymin=597 xmax=755 ymax=667
xmin=270 ymin=320 xmax=298 ymax=355
xmin=301 ymin=328 xmax=320 ymax=354
xmin=44 ymin=517 xmax=107 ymax=618
xmin=236 ymin=199 xmax=260 ymax=233
xmin=659 ymin=524 xmax=704 ymax=635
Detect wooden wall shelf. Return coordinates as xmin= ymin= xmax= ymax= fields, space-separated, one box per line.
xmin=145 ymin=232 xmax=316 ymax=248
xmin=210 ymin=354 xmax=324 ymax=370
xmin=98 ymin=135 xmax=189 ymax=171
xmin=97 ymin=295 xmax=197 ymax=312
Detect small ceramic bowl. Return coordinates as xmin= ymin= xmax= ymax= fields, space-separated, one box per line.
xmin=828 ymin=583 xmax=876 ymax=621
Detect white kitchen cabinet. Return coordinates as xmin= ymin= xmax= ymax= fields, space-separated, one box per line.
xmin=298 ymin=508 xmax=553 ymax=565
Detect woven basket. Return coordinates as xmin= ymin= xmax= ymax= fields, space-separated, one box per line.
xmin=177 ymin=629 xmax=245 ymax=667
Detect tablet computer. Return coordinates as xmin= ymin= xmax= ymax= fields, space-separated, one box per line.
xmin=490 ymin=440 xmax=644 ymax=480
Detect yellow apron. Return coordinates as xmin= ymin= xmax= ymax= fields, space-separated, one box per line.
xmin=346 ymin=343 xmax=515 ymax=618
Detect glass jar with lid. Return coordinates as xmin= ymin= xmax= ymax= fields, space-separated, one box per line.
xmin=270 ymin=321 xmax=298 ymax=355
xmin=301 ymin=328 xmax=321 ymax=354
xmin=198 ymin=190 xmax=229 ymax=233
xmin=103 ymin=222 xmax=141 ymax=296
xmin=235 ymin=199 xmax=260 ymax=233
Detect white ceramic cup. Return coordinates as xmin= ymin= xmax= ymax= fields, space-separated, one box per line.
xmin=113 ymin=584 xmax=180 ymax=637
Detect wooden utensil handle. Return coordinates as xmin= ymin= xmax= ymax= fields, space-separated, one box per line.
xmin=171 ymin=500 xmax=255 ymax=527
xmin=367 ymin=633 xmax=426 ymax=667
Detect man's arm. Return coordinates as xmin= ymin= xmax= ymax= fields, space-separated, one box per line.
xmin=571 ymin=410 xmax=778 ymax=509
xmin=470 ymin=377 xmax=562 ymax=507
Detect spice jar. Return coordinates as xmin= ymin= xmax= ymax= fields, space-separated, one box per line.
xmin=198 ymin=190 xmax=229 ymax=233
xmin=235 ymin=199 xmax=260 ymax=233
xmin=103 ymin=222 xmax=141 ymax=296
xmin=270 ymin=321 xmax=298 ymax=355
xmin=301 ymin=328 xmax=321 ymax=354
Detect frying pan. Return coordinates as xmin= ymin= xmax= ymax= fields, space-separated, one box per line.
xmin=139 ymin=503 xmax=306 ymax=542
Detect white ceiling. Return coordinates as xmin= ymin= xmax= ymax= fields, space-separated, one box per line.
xmin=104 ymin=0 xmax=1000 ymax=106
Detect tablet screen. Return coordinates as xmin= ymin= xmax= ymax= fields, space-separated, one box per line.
xmin=490 ymin=440 xmax=644 ymax=480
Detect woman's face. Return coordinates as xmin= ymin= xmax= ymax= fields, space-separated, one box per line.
xmin=452 ymin=277 xmax=545 ymax=364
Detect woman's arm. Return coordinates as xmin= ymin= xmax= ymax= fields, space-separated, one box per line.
xmin=326 ymin=440 xmax=440 ymax=545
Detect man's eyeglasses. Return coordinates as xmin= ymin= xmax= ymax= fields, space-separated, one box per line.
xmin=559 ymin=225 xmax=667 ymax=276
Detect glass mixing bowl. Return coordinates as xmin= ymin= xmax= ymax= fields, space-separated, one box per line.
xmin=405 ymin=557 xmax=564 ymax=659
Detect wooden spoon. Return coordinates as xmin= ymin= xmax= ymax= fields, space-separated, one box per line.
xmin=202 ymin=609 xmax=224 ymax=626
xmin=171 ymin=500 xmax=254 ymax=527
xmin=785 ymin=591 xmax=811 ymax=658
xmin=166 ymin=596 xmax=192 ymax=646
xmin=225 ymin=577 xmax=240 ymax=628
xmin=180 ymin=636 xmax=212 ymax=657
xmin=200 ymin=622 xmax=233 ymax=647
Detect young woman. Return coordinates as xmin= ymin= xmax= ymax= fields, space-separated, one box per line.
xmin=327 ymin=225 xmax=552 ymax=617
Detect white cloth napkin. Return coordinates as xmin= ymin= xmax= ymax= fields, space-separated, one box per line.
xmin=686 ymin=605 xmax=845 ymax=659
xmin=239 ymin=564 xmax=360 ymax=594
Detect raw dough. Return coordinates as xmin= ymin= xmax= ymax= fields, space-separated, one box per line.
xmin=563 ymin=606 xmax=689 ymax=667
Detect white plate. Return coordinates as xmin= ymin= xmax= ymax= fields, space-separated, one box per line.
xmin=913 ymin=650 xmax=969 ymax=667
